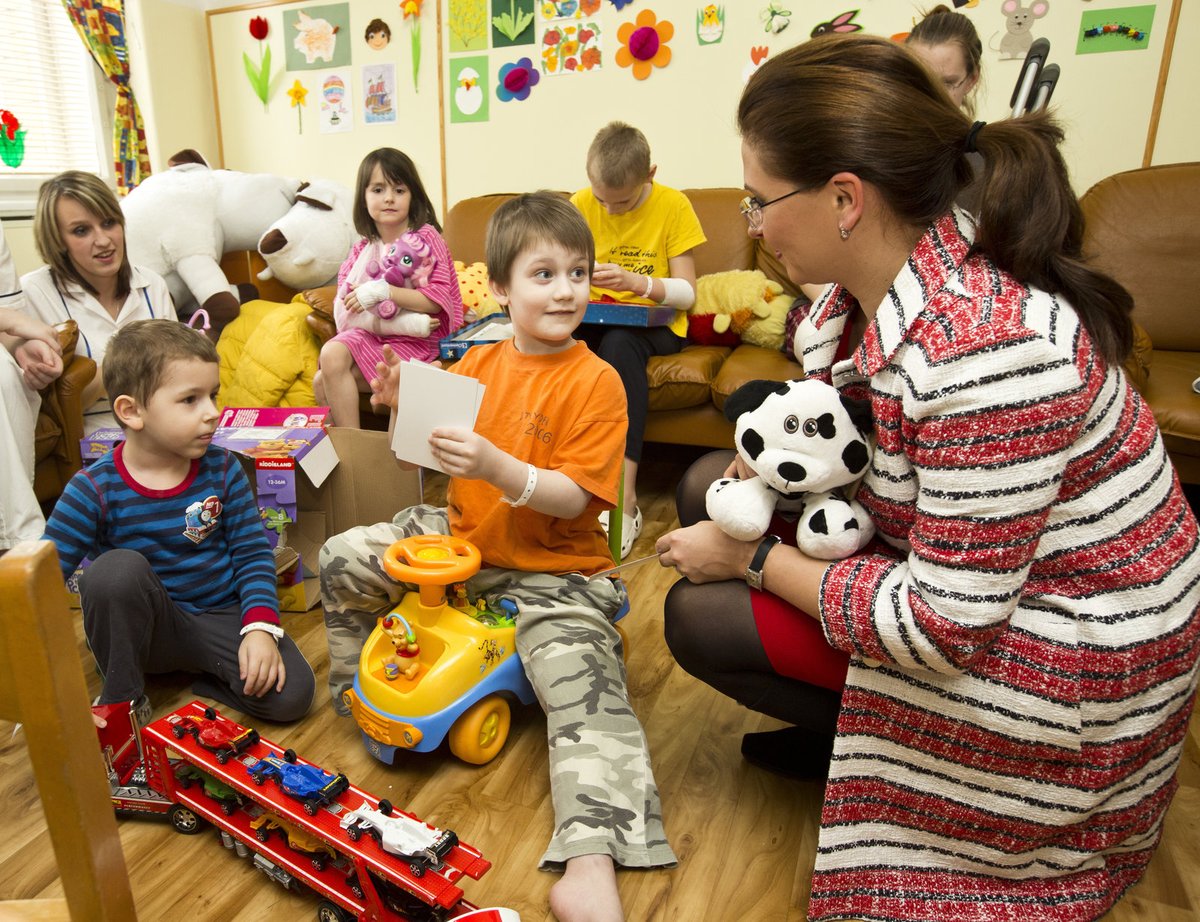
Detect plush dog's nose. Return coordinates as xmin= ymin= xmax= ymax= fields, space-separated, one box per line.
xmin=778 ymin=461 xmax=807 ymax=483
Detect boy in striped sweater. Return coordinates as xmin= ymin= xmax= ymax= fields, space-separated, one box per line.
xmin=44 ymin=320 xmax=314 ymax=723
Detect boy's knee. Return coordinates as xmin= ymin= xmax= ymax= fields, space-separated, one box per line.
xmin=80 ymin=548 xmax=153 ymax=597
xmin=272 ymin=667 xmax=316 ymax=723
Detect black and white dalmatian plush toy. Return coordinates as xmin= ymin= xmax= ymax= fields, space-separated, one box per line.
xmin=706 ymin=378 xmax=875 ymax=560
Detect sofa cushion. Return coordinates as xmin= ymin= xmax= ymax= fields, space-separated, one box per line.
xmin=647 ymin=346 xmax=730 ymax=411
xmin=712 ymin=344 xmax=803 ymax=412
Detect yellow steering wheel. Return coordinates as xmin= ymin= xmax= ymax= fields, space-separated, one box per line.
xmin=384 ymin=535 xmax=482 ymax=605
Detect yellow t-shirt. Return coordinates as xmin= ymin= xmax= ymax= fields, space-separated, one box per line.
xmin=570 ymin=182 xmax=707 ymax=338
xmin=447 ymin=339 xmax=626 ymax=575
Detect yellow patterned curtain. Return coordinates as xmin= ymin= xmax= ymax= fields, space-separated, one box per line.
xmin=60 ymin=0 xmax=151 ymax=194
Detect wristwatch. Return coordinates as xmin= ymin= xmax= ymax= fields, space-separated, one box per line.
xmin=744 ymin=535 xmax=781 ymax=591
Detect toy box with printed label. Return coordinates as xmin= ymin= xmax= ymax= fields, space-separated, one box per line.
xmin=81 ymin=427 xmax=126 ymax=461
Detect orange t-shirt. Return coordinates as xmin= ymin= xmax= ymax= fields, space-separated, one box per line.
xmin=447 ymin=339 xmax=627 ymax=576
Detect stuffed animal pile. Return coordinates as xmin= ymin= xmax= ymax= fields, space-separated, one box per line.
xmin=706 ymin=378 xmax=875 ymax=559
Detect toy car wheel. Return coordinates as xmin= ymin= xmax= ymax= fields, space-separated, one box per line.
xmin=347 ymin=877 xmax=364 ymax=898
xmin=303 ymin=799 xmax=319 ymax=816
xmin=448 ymin=694 xmax=511 ymax=765
xmin=204 ymin=707 xmax=217 ymax=720
xmin=378 ymin=799 xmax=392 ymax=816
xmin=346 ymin=824 xmax=362 ymax=842
xmin=284 ymin=748 xmax=297 ymax=763
xmin=316 ymin=899 xmax=353 ymax=922
xmin=220 ymin=800 xmax=237 ymax=816
xmin=311 ymin=855 xmax=326 ymax=871
xmin=169 ymin=804 xmax=204 ymax=835
xmin=252 ymin=771 xmax=267 ymax=786
xmin=409 ymin=861 xmax=426 ymax=878
xmin=255 ymin=826 xmax=270 ymax=842
xmin=215 ymin=749 xmax=230 ymax=765
xmin=171 ymin=724 xmax=187 ymax=740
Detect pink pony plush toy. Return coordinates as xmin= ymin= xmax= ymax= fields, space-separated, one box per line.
xmin=371 ymin=232 xmax=434 ymax=319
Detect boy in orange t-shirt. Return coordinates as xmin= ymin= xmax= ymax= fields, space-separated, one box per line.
xmin=320 ymin=192 xmax=675 ymax=922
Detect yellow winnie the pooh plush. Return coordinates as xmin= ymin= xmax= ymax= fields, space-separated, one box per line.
xmin=691 ymin=270 xmax=794 ymax=350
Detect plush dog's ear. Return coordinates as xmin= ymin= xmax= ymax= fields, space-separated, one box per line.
xmin=724 ymin=379 xmax=792 ymax=422
xmin=840 ymin=394 xmax=873 ymax=436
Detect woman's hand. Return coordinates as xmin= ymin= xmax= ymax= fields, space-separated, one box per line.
xmin=15 ymin=339 xmax=64 ymax=390
xmin=656 ymin=520 xmax=758 ymax=584
xmin=0 ymin=309 xmax=62 ymax=353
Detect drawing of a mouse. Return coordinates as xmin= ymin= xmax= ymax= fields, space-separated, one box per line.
xmin=999 ymin=0 xmax=1049 ymax=59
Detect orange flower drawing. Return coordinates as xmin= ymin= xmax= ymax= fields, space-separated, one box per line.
xmin=616 ymin=9 xmax=673 ymax=80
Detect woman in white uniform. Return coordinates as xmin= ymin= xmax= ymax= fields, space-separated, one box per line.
xmin=21 ymin=171 xmax=175 ymax=435
xmin=1 ymin=224 xmax=63 ymax=549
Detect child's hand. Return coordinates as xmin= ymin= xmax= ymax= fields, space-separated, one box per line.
xmin=343 ymin=282 xmax=366 ymax=314
xmin=429 ymin=426 xmax=498 ymax=480
xmin=238 ymin=629 xmax=287 ymax=697
xmin=592 ymin=262 xmax=634 ymax=293
xmin=369 ymin=345 xmax=405 ymax=410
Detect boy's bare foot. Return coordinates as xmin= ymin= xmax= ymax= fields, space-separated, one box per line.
xmin=550 ymin=854 xmax=623 ymax=922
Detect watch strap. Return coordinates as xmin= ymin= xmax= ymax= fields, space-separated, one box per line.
xmin=745 ymin=534 xmax=781 ymax=590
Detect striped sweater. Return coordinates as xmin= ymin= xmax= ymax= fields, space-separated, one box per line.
xmin=799 ymin=210 xmax=1200 ymax=921
xmin=45 ymin=443 xmax=279 ymax=626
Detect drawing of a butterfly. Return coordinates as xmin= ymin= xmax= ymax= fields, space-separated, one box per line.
xmin=761 ymin=1 xmax=791 ymax=35
xmin=811 ymin=9 xmax=863 ymax=38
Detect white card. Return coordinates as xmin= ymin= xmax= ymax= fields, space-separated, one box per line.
xmin=391 ymin=361 xmax=485 ymax=473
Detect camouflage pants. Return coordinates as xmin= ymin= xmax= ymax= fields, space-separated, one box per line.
xmin=320 ymin=504 xmax=676 ymax=870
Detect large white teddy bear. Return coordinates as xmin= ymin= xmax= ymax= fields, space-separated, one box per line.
xmin=256 ymin=178 xmax=356 ymax=293
xmin=706 ymin=378 xmax=876 ymax=560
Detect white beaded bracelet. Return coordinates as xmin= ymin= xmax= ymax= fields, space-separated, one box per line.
xmin=502 ymin=462 xmax=538 ymax=507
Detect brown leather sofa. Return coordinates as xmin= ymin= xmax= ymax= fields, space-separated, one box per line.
xmin=1080 ymin=162 xmax=1200 ymax=484
xmin=33 ymin=322 xmax=97 ymax=505
xmin=305 ymin=188 xmax=806 ymax=448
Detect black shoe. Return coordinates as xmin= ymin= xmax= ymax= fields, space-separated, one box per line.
xmin=740 ymin=726 xmax=834 ymax=781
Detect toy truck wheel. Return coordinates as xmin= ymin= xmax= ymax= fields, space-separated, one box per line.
xmin=448 ymin=694 xmax=511 ymax=765
xmin=316 ymin=900 xmax=352 ymax=922
xmin=303 ymin=799 xmax=319 ymax=816
xmin=169 ymin=804 xmax=204 ymax=835
xmin=255 ymin=826 xmax=270 ymax=842
xmin=346 ymin=823 xmax=362 ymax=842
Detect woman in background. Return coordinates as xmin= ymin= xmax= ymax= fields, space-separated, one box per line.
xmin=22 ymin=171 xmax=175 ymax=435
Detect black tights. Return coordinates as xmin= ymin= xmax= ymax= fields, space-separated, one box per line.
xmin=662 ymin=451 xmax=842 ymax=736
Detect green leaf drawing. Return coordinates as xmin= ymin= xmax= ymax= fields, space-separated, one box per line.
xmin=492 ymin=0 xmax=533 ymax=41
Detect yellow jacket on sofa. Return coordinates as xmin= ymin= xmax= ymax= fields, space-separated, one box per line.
xmin=217 ymin=298 xmax=319 ymax=410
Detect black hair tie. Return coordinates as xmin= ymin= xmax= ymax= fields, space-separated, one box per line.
xmin=964 ymin=120 xmax=986 ymax=154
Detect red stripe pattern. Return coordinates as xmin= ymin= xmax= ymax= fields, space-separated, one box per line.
xmin=796 ymin=210 xmax=1200 ymax=921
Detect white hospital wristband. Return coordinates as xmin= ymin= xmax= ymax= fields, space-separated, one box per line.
xmin=241 ymin=622 xmax=285 ymax=642
xmin=502 ymin=463 xmax=538 ymax=507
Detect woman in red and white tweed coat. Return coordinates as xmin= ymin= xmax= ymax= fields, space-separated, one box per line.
xmin=657 ymin=34 xmax=1200 ymax=922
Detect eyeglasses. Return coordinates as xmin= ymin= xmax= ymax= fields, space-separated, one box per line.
xmin=942 ymin=74 xmax=970 ymax=92
xmin=739 ymin=189 xmax=805 ymax=231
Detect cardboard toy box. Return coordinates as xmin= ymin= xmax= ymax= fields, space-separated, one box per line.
xmin=82 ymin=427 xmax=126 ymax=461
xmin=439 ymin=314 xmax=515 ymax=361
xmin=213 ymin=410 xmax=421 ymax=612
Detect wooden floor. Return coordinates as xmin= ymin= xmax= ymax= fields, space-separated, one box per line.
xmin=2 ymin=444 xmax=1199 ymax=921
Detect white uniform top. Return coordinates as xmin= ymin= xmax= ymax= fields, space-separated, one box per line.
xmin=0 ymin=224 xmax=23 ymax=310
xmin=20 ymin=264 xmax=176 ymax=434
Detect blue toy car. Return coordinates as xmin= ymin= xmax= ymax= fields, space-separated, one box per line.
xmin=245 ymin=749 xmax=350 ymax=816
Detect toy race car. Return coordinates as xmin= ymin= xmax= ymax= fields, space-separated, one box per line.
xmin=170 ymin=706 xmax=260 ymax=764
xmin=341 ymin=534 xmax=628 ymax=767
xmin=339 ymin=798 xmax=459 ymax=877
xmin=245 ymin=749 xmax=350 ymax=816
xmin=250 ymin=812 xmax=341 ymax=871
xmin=175 ymin=764 xmax=242 ymax=816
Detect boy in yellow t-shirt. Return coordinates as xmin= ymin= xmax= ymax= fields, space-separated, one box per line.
xmin=570 ymin=121 xmax=706 ymax=559
xmin=320 ymin=191 xmax=675 ymax=922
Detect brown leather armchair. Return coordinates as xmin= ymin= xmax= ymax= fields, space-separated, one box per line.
xmin=33 ymin=321 xmax=97 ymax=505
xmin=1080 ymin=162 xmax=1200 ymax=484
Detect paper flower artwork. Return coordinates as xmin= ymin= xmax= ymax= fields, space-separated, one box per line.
xmin=293 ymin=10 xmax=339 ymax=64
xmin=494 ymin=0 xmax=534 ymax=42
xmin=541 ymin=21 xmax=601 ymax=74
xmin=497 ymin=57 xmax=540 ymax=100
xmin=0 ymin=109 xmax=26 ymax=168
xmin=617 ymin=9 xmax=673 ymax=80
xmin=696 ymin=4 xmax=724 ymax=44
xmin=761 ymin=2 xmax=791 ymax=34
xmin=581 ymin=0 xmax=601 ymax=13
xmin=403 ymin=0 xmax=425 ymax=91
xmin=243 ymin=16 xmax=272 ymax=110
xmin=287 ymin=79 xmax=308 ymax=133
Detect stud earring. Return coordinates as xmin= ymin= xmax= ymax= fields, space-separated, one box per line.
xmin=839 ymin=225 xmax=851 ymax=240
